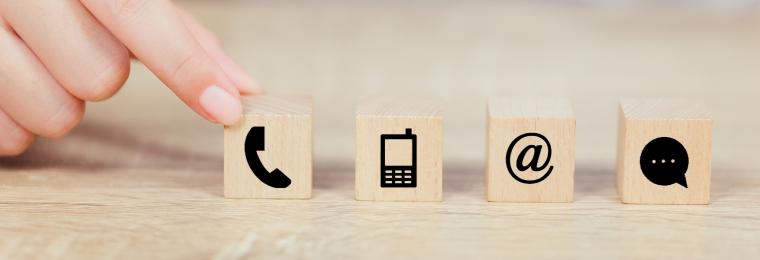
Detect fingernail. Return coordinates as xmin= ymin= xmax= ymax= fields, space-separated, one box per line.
xmin=217 ymin=55 xmax=263 ymax=94
xmin=199 ymin=85 xmax=242 ymax=125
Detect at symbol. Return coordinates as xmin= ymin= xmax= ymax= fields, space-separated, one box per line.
xmin=505 ymin=132 xmax=554 ymax=184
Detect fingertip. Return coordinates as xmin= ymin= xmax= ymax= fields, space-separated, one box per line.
xmin=199 ymin=85 xmax=242 ymax=125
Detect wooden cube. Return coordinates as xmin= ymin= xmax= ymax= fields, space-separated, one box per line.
xmin=355 ymin=97 xmax=443 ymax=201
xmin=616 ymin=99 xmax=712 ymax=204
xmin=486 ymin=98 xmax=576 ymax=202
xmin=224 ymin=95 xmax=313 ymax=199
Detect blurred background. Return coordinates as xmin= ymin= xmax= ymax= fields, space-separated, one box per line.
xmin=1 ymin=1 xmax=759 ymax=258
xmin=4 ymin=0 xmax=759 ymax=174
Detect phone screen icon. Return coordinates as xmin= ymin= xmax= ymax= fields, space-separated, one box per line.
xmin=380 ymin=128 xmax=417 ymax=188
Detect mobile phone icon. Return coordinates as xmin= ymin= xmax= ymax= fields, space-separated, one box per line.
xmin=380 ymin=128 xmax=417 ymax=188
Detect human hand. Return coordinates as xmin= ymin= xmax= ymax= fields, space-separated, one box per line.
xmin=0 ymin=0 xmax=261 ymax=156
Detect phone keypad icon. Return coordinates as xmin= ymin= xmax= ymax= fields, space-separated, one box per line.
xmin=382 ymin=169 xmax=415 ymax=186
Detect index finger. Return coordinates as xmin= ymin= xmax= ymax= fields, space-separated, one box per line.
xmin=80 ymin=0 xmax=242 ymax=125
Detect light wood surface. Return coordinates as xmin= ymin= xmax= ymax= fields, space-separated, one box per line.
xmin=1 ymin=1 xmax=760 ymax=259
xmin=487 ymin=98 xmax=575 ymax=202
xmin=616 ymin=99 xmax=712 ymax=204
xmin=355 ymin=97 xmax=443 ymax=201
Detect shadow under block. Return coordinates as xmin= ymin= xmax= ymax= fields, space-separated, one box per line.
xmin=224 ymin=95 xmax=313 ymax=199
xmin=355 ymin=97 xmax=443 ymax=202
xmin=486 ymin=98 xmax=576 ymax=202
xmin=616 ymin=99 xmax=712 ymax=204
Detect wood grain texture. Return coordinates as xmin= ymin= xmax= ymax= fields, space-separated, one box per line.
xmin=487 ymin=98 xmax=575 ymax=202
xmin=616 ymin=99 xmax=712 ymax=204
xmin=0 ymin=1 xmax=759 ymax=259
xmin=224 ymin=95 xmax=313 ymax=199
xmin=355 ymin=97 xmax=443 ymax=201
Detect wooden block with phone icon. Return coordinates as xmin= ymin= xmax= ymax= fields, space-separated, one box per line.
xmin=486 ymin=98 xmax=576 ymax=202
xmin=355 ymin=97 xmax=443 ymax=202
xmin=616 ymin=99 xmax=712 ymax=204
xmin=224 ymin=95 xmax=313 ymax=199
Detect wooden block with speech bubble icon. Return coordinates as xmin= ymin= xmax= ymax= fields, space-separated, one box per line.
xmin=355 ymin=97 xmax=443 ymax=202
xmin=224 ymin=95 xmax=313 ymax=199
xmin=616 ymin=99 xmax=712 ymax=204
xmin=486 ymin=97 xmax=576 ymax=202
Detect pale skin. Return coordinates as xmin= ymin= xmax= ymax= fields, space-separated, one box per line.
xmin=0 ymin=0 xmax=260 ymax=156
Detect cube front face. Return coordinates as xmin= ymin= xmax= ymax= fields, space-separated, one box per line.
xmin=617 ymin=114 xmax=712 ymax=204
xmin=487 ymin=117 xmax=575 ymax=202
xmin=224 ymin=115 xmax=312 ymax=199
xmin=355 ymin=116 xmax=443 ymax=201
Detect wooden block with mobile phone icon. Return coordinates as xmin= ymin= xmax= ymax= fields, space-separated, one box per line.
xmin=616 ymin=99 xmax=712 ymax=204
xmin=487 ymin=98 xmax=576 ymax=202
xmin=224 ymin=95 xmax=313 ymax=199
xmin=355 ymin=97 xmax=443 ymax=201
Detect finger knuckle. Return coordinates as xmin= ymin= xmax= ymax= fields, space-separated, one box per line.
xmin=77 ymin=51 xmax=131 ymax=101
xmin=0 ymin=132 xmax=34 ymax=156
xmin=169 ymin=53 xmax=201 ymax=82
xmin=40 ymin=100 xmax=84 ymax=139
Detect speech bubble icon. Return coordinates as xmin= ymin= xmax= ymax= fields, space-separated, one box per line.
xmin=639 ymin=137 xmax=689 ymax=188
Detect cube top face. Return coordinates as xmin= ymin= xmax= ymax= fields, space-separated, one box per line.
xmin=357 ymin=97 xmax=441 ymax=118
xmin=617 ymin=99 xmax=712 ymax=204
xmin=487 ymin=98 xmax=576 ymax=202
xmin=488 ymin=97 xmax=574 ymax=119
xmin=620 ymin=99 xmax=710 ymax=120
xmin=241 ymin=95 xmax=312 ymax=116
xmin=355 ymin=97 xmax=443 ymax=202
xmin=224 ymin=95 xmax=313 ymax=199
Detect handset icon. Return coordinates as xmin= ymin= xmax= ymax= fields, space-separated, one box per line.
xmin=244 ymin=126 xmax=291 ymax=188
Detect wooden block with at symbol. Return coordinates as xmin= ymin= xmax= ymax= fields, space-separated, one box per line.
xmin=486 ymin=97 xmax=575 ymax=202
xmin=616 ymin=99 xmax=712 ymax=204
xmin=355 ymin=97 xmax=443 ymax=201
xmin=224 ymin=95 xmax=312 ymax=199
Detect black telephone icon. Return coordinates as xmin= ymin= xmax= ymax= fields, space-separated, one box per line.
xmin=244 ymin=126 xmax=291 ymax=188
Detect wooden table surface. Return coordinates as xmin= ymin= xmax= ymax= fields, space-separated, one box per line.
xmin=1 ymin=1 xmax=759 ymax=259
